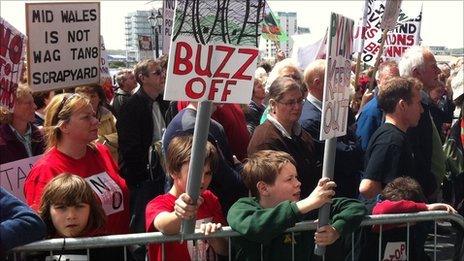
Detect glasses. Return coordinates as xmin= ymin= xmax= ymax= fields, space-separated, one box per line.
xmin=150 ymin=68 xmax=163 ymax=76
xmin=277 ymin=97 xmax=305 ymax=107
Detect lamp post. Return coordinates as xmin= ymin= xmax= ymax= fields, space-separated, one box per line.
xmin=148 ymin=10 xmax=163 ymax=58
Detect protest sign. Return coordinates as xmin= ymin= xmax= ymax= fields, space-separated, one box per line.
xmin=25 ymin=2 xmax=100 ymax=92
xmin=0 ymin=155 xmax=42 ymax=202
xmin=163 ymin=0 xmax=175 ymax=55
xmin=320 ymin=13 xmax=354 ymax=140
xmin=0 ymin=18 xmax=26 ymax=110
xmin=353 ymin=0 xmax=421 ymax=66
xmin=165 ymin=0 xmax=263 ymax=104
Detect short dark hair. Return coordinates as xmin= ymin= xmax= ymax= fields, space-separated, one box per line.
xmin=381 ymin=177 xmax=426 ymax=202
xmin=378 ymin=77 xmax=422 ymax=113
xmin=241 ymin=150 xmax=296 ymax=198
xmin=166 ymin=134 xmax=218 ymax=177
xmin=133 ymin=59 xmax=160 ymax=85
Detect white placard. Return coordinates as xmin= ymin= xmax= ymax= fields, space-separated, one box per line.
xmin=162 ymin=0 xmax=175 ymax=55
xmin=383 ymin=242 xmax=407 ymax=261
xmin=164 ymin=1 xmax=262 ymax=104
xmin=320 ymin=13 xmax=354 ymax=140
xmin=85 ymin=172 xmax=124 ymax=215
xmin=0 ymin=155 xmax=42 ymax=202
xmin=26 ymin=2 xmax=100 ymax=92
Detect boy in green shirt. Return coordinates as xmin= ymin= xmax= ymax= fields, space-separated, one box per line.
xmin=227 ymin=150 xmax=367 ymax=260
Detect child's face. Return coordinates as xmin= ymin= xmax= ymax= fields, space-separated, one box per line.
xmin=172 ymin=162 xmax=213 ymax=194
xmin=264 ymin=162 xmax=301 ymax=206
xmin=50 ymin=203 xmax=90 ymax=237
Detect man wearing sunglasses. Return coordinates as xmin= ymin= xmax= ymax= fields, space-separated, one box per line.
xmin=116 ymin=59 xmax=169 ymax=260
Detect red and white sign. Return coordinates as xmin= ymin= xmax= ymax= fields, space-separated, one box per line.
xmin=353 ymin=0 xmax=422 ymax=66
xmin=164 ymin=35 xmax=258 ymax=104
xmin=0 ymin=17 xmax=26 ymax=110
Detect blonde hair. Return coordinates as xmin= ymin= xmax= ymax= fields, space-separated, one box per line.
xmin=0 ymin=83 xmax=33 ymax=124
xmin=43 ymin=93 xmax=91 ymax=149
xmin=39 ymin=173 xmax=106 ymax=237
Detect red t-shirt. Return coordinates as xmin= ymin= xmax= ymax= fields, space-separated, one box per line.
xmin=145 ymin=190 xmax=226 ymax=261
xmin=24 ymin=144 xmax=130 ymax=235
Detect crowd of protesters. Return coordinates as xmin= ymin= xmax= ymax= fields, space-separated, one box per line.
xmin=1 ymin=45 xmax=463 ymax=261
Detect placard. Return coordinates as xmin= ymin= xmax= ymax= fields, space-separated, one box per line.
xmin=164 ymin=0 xmax=263 ymax=104
xmin=162 ymin=0 xmax=175 ymax=55
xmin=0 ymin=18 xmax=26 ymax=109
xmin=0 ymin=155 xmax=42 ymax=202
xmin=353 ymin=0 xmax=421 ymax=66
xmin=26 ymin=2 xmax=100 ymax=92
xmin=320 ymin=13 xmax=354 ymax=140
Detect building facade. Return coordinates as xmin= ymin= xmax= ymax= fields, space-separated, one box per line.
xmin=260 ymin=12 xmax=308 ymax=62
xmin=125 ymin=9 xmax=163 ymax=62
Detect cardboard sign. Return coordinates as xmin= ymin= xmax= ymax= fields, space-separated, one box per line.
xmin=0 ymin=155 xmax=42 ymax=202
xmin=162 ymin=0 xmax=175 ymax=55
xmin=0 ymin=18 xmax=26 ymax=110
xmin=164 ymin=0 xmax=262 ymax=104
xmin=353 ymin=0 xmax=421 ymax=66
xmin=25 ymin=2 xmax=101 ymax=92
xmin=85 ymin=172 xmax=124 ymax=215
xmin=383 ymin=242 xmax=407 ymax=261
xmin=320 ymin=13 xmax=354 ymax=140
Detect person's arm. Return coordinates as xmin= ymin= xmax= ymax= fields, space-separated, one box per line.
xmin=153 ymin=193 xmax=203 ymax=235
xmin=227 ymin=198 xmax=301 ymax=244
xmin=329 ymin=197 xmax=367 ymax=236
xmin=0 ymin=188 xmax=46 ymax=254
xmin=359 ymin=179 xmax=382 ymax=199
xmin=295 ymin=177 xmax=336 ymax=214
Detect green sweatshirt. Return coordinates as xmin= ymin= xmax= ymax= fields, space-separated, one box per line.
xmin=227 ymin=197 xmax=367 ymax=261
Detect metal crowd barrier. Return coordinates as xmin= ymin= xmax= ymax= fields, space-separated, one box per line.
xmin=12 ymin=211 xmax=464 ymax=261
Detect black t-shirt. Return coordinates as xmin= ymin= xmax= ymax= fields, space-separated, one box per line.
xmin=364 ymin=123 xmax=416 ymax=187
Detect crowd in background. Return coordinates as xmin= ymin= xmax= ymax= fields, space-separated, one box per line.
xmin=1 ymin=45 xmax=463 ymax=261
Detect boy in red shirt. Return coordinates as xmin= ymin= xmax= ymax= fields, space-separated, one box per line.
xmin=145 ymin=135 xmax=227 ymax=261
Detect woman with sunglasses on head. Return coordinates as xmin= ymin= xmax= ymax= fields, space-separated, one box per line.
xmin=248 ymin=76 xmax=320 ymax=200
xmin=0 ymin=83 xmax=45 ymax=165
xmin=24 ymin=93 xmax=130 ymax=236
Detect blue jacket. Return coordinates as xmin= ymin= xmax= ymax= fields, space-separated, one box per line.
xmin=356 ymin=97 xmax=383 ymax=152
xmin=299 ymin=97 xmax=362 ymax=198
xmin=0 ymin=187 xmax=46 ymax=254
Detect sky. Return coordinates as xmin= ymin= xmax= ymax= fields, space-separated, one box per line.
xmin=1 ymin=0 xmax=463 ymax=50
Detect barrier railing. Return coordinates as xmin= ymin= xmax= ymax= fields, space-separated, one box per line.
xmin=12 ymin=211 xmax=464 ymax=261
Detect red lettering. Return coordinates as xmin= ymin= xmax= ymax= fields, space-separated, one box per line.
xmin=0 ymin=24 xmax=11 ymax=58
xmin=173 ymin=41 xmax=193 ymax=75
xmin=221 ymin=80 xmax=236 ymax=101
xmin=213 ymin=45 xmax=234 ymax=78
xmin=185 ymin=77 xmax=206 ymax=99
xmin=406 ymin=35 xmax=414 ymax=45
xmin=195 ymin=44 xmax=213 ymax=77
xmin=232 ymin=48 xmax=258 ymax=80
xmin=8 ymin=35 xmax=22 ymax=64
xmin=208 ymin=79 xmax=222 ymax=100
